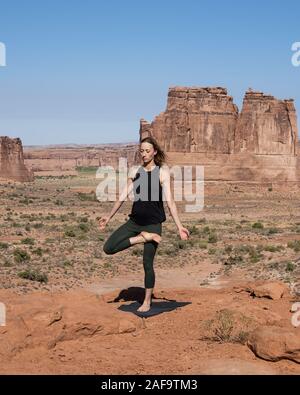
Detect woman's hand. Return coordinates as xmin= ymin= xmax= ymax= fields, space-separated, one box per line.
xmin=98 ymin=215 xmax=110 ymax=230
xmin=178 ymin=226 xmax=190 ymax=240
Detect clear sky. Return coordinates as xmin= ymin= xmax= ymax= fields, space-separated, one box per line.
xmin=0 ymin=0 xmax=299 ymax=145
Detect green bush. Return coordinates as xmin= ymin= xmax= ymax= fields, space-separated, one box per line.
xmin=33 ymin=247 xmax=43 ymax=256
xmin=176 ymin=240 xmax=188 ymax=249
xmin=131 ymin=248 xmax=143 ymax=256
xmin=267 ymin=227 xmax=279 ymax=235
xmin=14 ymin=248 xmax=30 ymax=263
xmin=208 ymin=233 xmax=218 ymax=243
xmin=18 ymin=269 xmax=48 ymax=283
xmin=189 ymin=225 xmax=200 ymax=235
xmin=78 ymin=222 xmax=89 ymax=232
xmin=287 ymin=240 xmax=300 ymax=252
xmin=225 ymin=245 xmax=233 ymax=254
xmin=21 ymin=237 xmax=35 ymax=245
xmin=225 ymin=254 xmax=243 ymax=265
xmin=65 ymin=229 xmax=76 ymax=237
xmin=203 ymin=226 xmax=210 ymax=234
xmin=285 ymin=262 xmax=296 ymax=272
xmin=263 ymin=245 xmax=284 ymax=252
xmin=252 ymin=222 xmax=264 ymax=229
xmin=79 ymin=216 xmax=89 ymax=223
xmin=198 ymin=240 xmax=208 ymax=249
xmin=214 ymin=309 xmax=234 ymax=342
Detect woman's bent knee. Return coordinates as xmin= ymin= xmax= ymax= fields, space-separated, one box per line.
xmin=103 ymin=242 xmax=114 ymax=255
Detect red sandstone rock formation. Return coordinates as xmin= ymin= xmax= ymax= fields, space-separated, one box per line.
xmin=140 ymin=87 xmax=238 ymax=154
xmin=139 ymin=87 xmax=299 ymax=182
xmin=234 ymin=90 xmax=297 ymax=155
xmin=0 ymin=136 xmax=34 ymax=182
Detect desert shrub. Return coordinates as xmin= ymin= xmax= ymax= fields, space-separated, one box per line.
xmin=18 ymin=269 xmax=48 ymax=283
xmin=65 ymin=229 xmax=76 ymax=237
xmin=286 ymin=262 xmax=296 ymax=272
xmin=252 ymin=222 xmax=264 ymax=229
xmin=287 ymin=240 xmax=300 ymax=252
xmin=198 ymin=240 xmax=208 ymax=249
xmin=208 ymin=233 xmax=218 ymax=243
xmin=32 ymin=247 xmax=43 ymax=256
xmin=131 ymin=248 xmax=143 ymax=256
xmin=78 ymin=222 xmax=89 ymax=232
xmin=14 ymin=248 xmax=30 ymax=263
xmin=21 ymin=237 xmax=35 ymax=245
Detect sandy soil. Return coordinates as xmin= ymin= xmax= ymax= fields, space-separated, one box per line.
xmin=0 ymin=172 xmax=300 ymax=374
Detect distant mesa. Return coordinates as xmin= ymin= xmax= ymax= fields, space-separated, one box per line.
xmin=139 ymin=86 xmax=299 ymax=182
xmin=0 ymin=136 xmax=34 ymax=182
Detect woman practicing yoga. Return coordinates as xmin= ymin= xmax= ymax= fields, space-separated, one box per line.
xmin=99 ymin=136 xmax=190 ymax=312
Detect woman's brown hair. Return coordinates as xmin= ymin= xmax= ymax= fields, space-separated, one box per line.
xmin=140 ymin=136 xmax=168 ymax=167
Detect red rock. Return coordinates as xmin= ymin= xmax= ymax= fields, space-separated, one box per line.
xmin=141 ymin=86 xmax=238 ymax=154
xmin=247 ymin=325 xmax=300 ymax=363
xmin=235 ymin=90 xmax=297 ymax=155
xmin=250 ymin=282 xmax=288 ymax=300
xmin=0 ymin=136 xmax=33 ymax=182
xmin=0 ymin=290 xmax=143 ymax=355
xmin=235 ymin=281 xmax=288 ymax=300
xmin=139 ymin=86 xmax=299 ymax=183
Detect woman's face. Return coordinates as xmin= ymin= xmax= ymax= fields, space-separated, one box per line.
xmin=139 ymin=142 xmax=157 ymax=164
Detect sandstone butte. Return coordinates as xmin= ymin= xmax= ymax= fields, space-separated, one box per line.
xmin=1 ymin=86 xmax=299 ymax=183
xmin=139 ymin=87 xmax=299 ymax=183
xmin=0 ymin=136 xmax=33 ymax=182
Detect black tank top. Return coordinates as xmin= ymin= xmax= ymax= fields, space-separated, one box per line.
xmin=129 ymin=165 xmax=166 ymax=225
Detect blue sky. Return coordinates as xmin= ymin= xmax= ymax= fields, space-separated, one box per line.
xmin=0 ymin=0 xmax=299 ymax=145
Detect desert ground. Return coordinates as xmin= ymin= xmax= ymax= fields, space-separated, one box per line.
xmin=0 ymin=168 xmax=300 ymax=374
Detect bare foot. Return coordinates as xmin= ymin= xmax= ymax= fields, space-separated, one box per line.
xmin=140 ymin=231 xmax=162 ymax=244
xmin=137 ymin=302 xmax=152 ymax=312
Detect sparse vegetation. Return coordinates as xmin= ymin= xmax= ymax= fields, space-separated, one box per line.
xmin=287 ymin=240 xmax=300 ymax=252
xmin=18 ymin=269 xmax=48 ymax=283
xmin=13 ymin=248 xmax=31 ymax=263
xmin=252 ymin=222 xmax=264 ymax=229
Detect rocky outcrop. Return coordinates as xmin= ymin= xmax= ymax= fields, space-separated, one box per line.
xmin=140 ymin=87 xmax=238 ymax=154
xmin=140 ymin=87 xmax=299 ymax=182
xmin=247 ymin=326 xmax=300 ymax=363
xmin=235 ymin=281 xmax=288 ymax=300
xmin=234 ymin=90 xmax=297 ymax=155
xmin=0 ymin=136 xmax=34 ymax=182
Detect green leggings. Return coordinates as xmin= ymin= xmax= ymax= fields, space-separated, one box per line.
xmin=103 ymin=218 xmax=162 ymax=288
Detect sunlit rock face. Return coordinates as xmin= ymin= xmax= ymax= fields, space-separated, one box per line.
xmin=0 ymin=136 xmax=34 ymax=182
xmin=139 ymin=87 xmax=299 ymax=182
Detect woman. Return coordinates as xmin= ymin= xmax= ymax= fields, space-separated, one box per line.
xmin=99 ymin=136 xmax=190 ymax=312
